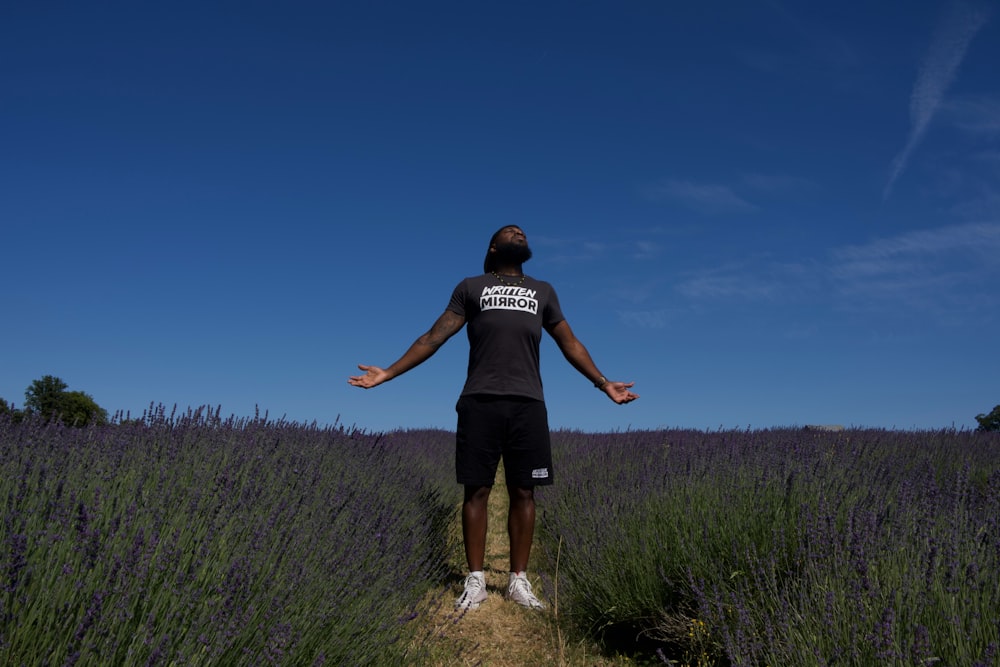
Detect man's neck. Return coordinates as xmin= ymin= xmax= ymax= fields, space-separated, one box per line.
xmin=492 ymin=264 xmax=523 ymax=276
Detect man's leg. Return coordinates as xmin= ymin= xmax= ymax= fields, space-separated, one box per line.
xmin=507 ymin=485 xmax=535 ymax=573
xmin=456 ymin=484 xmax=493 ymax=610
xmin=462 ymin=484 xmax=492 ymax=571
xmin=505 ymin=484 xmax=545 ymax=608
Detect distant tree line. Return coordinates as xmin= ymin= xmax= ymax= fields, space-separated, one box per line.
xmin=0 ymin=375 xmax=108 ymax=427
xmin=976 ymin=405 xmax=1000 ymax=432
xmin=2 ymin=377 xmax=998 ymax=433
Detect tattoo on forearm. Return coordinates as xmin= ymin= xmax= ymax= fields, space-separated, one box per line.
xmin=421 ymin=311 xmax=463 ymax=348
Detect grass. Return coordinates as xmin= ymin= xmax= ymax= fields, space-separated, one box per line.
xmin=410 ymin=462 xmax=642 ymax=666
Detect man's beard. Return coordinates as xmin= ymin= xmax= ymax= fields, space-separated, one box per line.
xmin=493 ymin=241 xmax=532 ymax=266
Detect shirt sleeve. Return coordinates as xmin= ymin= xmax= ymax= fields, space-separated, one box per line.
xmin=544 ymin=283 xmax=566 ymax=328
xmin=446 ymin=278 xmax=468 ymax=317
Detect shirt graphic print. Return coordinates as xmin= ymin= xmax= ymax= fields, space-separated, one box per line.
xmin=479 ymin=285 xmax=538 ymax=315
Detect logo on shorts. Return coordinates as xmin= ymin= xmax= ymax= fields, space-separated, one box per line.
xmin=531 ymin=467 xmax=549 ymax=479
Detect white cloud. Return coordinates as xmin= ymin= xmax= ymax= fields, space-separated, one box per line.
xmin=668 ymin=223 xmax=1000 ymax=320
xmin=742 ymin=1 xmax=861 ymax=73
xmin=675 ymin=273 xmax=780 ymax=301
xmin=645 ymin=179 xmax=757 ymax=215
xmin=831 ymin=221 xmax=1000 ymax=266
xmin=829 ymin=222 xmax=1000 ymax=314
xmin=884 ymin=1 xmax=991 ymax=199
xmin=672 ymin=257 xmax=818 ymax=303
xmin=740 ymin=172 xmax=817 ymax=194
xmin=617 ymin=309 xmax=670 ymax=329
xmin=631 ymin=241 xmax=660 ymax=260
xmin=533 ymin=235 xmax=606 ymax=264
xmin=944 ymin=95 xmax=1000 ymax=136
xmin=535 ymin=234 xmax=662 ymax=266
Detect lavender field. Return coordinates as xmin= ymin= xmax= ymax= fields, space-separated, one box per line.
xmin=0 ymin=407 xmax=459 ymax=665
xmin=3 ymin=411 xmax=999 ymax=666
xmin=537 ymin=428 xmax=1000 ymax=666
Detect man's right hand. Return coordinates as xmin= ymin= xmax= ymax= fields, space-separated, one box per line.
xmin=348 ymin=364 xmax=390 ymax=389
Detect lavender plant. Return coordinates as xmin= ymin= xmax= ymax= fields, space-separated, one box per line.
xmin=0 ymin=407 xmax=459 ymax=666
xmin=537 ymin=428 xmax=1000 ymax=666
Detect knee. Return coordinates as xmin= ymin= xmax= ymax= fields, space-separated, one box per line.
xmin=464 ymin=484 xmax=492 ymax=505
xmin=509 ymin=486 xmax=535 ymax=506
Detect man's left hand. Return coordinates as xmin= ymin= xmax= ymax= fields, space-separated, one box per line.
xmin=604 ymin=381 xmax=639 ymax=404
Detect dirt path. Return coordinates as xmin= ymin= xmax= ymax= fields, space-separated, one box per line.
xmin=412 ymin=470 xmax=630 ymax=666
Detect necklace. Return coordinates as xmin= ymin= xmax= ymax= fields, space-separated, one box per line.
xmin=492 ymin=271 xmax=526 ymax=287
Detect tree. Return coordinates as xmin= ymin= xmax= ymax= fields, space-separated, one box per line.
xmin=60 ymin=391 xmax=109 ymax=427
xmin=975 ymin=405 xmax=1000 ymax=432
xmin=0 ymin=399 xmax=26 ymax=423
xmin=23 ymin=375 xmax=108 ymax=427
xmin=24 ymin=375 xmax=68 ymax=418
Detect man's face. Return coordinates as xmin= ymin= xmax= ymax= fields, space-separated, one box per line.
xmin=495 ymin=226 xmax=527 ymax=246
xmin=491 ymin=226 xmax=532 ymax=265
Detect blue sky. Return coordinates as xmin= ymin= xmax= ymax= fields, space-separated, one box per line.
xmin=2 ymin=1 xmax=998 ymax=433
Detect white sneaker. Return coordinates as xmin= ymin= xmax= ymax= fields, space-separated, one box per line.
xmin=455 ymin=572 xmax=488 ymax=610
xmin=506 ymin=572 xmax=545 ymax=609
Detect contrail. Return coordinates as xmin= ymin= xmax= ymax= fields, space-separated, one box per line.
xmin=883 ymin=1 xmax=991 ymax=200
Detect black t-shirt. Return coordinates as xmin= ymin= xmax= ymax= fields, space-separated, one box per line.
xmin=447 ymin=273 xmax=566 ymax=401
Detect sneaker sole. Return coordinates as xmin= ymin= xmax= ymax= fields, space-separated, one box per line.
xmin=455 ymin=594 xmax=488 ymax=610
xmin=507 ymin=598 xmax=545 ymax=609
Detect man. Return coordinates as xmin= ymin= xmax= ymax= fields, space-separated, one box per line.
xmin=348 ymin=225 xmax=638 ymax=611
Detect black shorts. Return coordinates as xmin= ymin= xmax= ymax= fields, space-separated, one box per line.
xmin=455 ymin=394 xmax=553 ymax=488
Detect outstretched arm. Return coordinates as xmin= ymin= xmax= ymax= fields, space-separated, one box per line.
xmin=349 ymin=310 xmax=465 ymax=389
xmin=546 ymin=319 xmax=639 ymax=404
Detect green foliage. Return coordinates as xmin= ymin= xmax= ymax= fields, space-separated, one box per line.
xmin=975 ymin=404 xmax=1000 ymax=432
xmin=57 ymin=390 xmax=108 ymax=426
xmin=23 ymin=374 xmax=68 ymax=414
xmin=22 ymin=374 xmax=107 ymax=426
xmin=0 ymin=397 xmax=26 ymax=423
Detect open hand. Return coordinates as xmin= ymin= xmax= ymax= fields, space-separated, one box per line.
xmin=603 ymin=381 xmax=639 ymax=404
xmin=348 ymin=364 xmax=390 ymax=389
